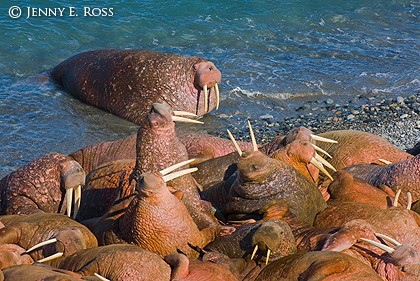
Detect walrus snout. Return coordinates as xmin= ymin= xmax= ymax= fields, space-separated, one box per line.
xmin=193 ymin=61 xmax=221 ymax=89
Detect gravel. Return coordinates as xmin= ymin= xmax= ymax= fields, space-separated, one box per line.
xmin=212 ymin=94 xmax=420 ymax=151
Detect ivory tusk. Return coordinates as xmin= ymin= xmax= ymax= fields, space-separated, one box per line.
xmin=159 ymin=159 xmax=196 ymax=176
xmin=36 ymin=252 xmax=63 ymax=263
xmin=65 ymin=188 xmax=73 ymax=218
xmin=247 ymin=120 xmax=258 ymax=151
xmin=359 ymin=238 xmax=395 ymax=253
xmin=310 ymin=134 xmax=338 ymax=144
xmin=215 ymin=83 xmax=220 ymax=110
xmin=375 ymin=233 xmax=402 ymax=247
xmin=393 ymin=189 xmax=401 ymax=207
xmin=378 ymin=158 xmax=392 ymax=165
xmin=203 ymin=84 xmax=208 ymax=112
xmin=310 ymin=158 xmax=333 ymax=181
xmin=406 ymin=192 xmax=412 ymax=210
xmin=24 ymin=238 xmax=57 ymax=254
xmin=162 ymin=168 xmax=198 ymax=182
xmin=173 ymin=111 xmax=197 ymax=117
xmin=72 ymin=185 xmax=81 ymax=220
xmin=171 ymin=116 xmax=204 ymax=124
xmin=314 ymin=153 xmax=337 ymax=172
xmin=94 ymin=273 xmax=111 ymax=281
xmin=265 ymin=249 xmax=271 ymax=265
xmin=227 ymin=129 xmax=242 ymax=156
xmin=311 ymin=143 xmax=333 ymax=159
xmin=251 ymin=245 xmax=258 ymax=260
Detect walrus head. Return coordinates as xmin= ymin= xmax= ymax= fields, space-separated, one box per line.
xmin=193 ymin=60 xmax=221 ymax=113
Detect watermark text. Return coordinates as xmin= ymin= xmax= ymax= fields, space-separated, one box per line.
xmin=8 ymin=6 xmax=114 ymax=19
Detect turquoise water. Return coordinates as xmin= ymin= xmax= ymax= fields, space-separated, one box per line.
xmin=0 ymin=0 xmax=419 ymax=177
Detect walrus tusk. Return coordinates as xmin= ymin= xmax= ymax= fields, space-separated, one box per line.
xmin=173 ymin=111 xmax=197 ymax=117
xmin=203 ymin=84 xmax=208 ymax=112
xmin=72 ymin=184 xmax=81 ymax=220
xmin=314 ymin=153 xmax=337 ymax=172
xmin=159 ymin=159 xmax=196 ymax=176
xmin=406 ymin=192 xmax=412 ymax=210
xmin=162 ymin=167 xmax=198 ymax=182
xmin=247 ymin=120 xmax=258 ymax=151
xmin=311 ymin=143 xmax=333 ymax=159
xmin=94 ymin=273 xmax=111 ymax=281
xmin=375 ymin=233 xmax=402 ymax=247
xmin=378 ymin=158 xmax=392 ymax=165
xmin=172 ymin=116 xmax=204 ymax=124
xmin=393 ymin=189 xmax=401 ymax=207
xmin=24 ymin=238 xmax=57 ymax=254
xmin=65 ymin=188 xmax=73 ymax=218
xmin=359 ymin=238 xmax=395 ymax=253
xmin=215 ymin=82 xmax=220 ymax=110
xmin=266 ymin=249 xmax=271 ymax=265
xmin=310 ymin=158 xmax=334 ymax=181
xmin=36 ymin=252 xmax=64 ymax=263
xmin=251 ymin=245 xmax=258 ymax=260
xmin=310 ymin=134 xmax=338 ymax=144
xmin=227 ymin=129 xmax=243 ymax=156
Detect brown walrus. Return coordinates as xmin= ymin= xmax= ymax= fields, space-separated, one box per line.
xmin=50 ymin=49 xmax=221 ymax=124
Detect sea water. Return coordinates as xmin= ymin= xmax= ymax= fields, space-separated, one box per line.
xmin=0 ymin=0 xmax=419 ymax=177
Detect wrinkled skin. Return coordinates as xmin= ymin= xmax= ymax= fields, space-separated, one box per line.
xmin=50 ymin=49 xmax=221 ymax=124
xmin=1 ymin=264 xmax=84 ymax=281
xmin=203 ymin=150 xmax=326 ymax=225
xmin=326 ymin=170 xmax=396 ymax=209
xmin=49 ymin=244 xmax=171 ymax=281
xmin=76 ymin=159 xmax=135 ymax=221
xmin=0 ymin=212 xmax=97 ymax=261
xmin=178 ymin=130 xmax=253 ymax=165
xmin=254 ymin=251 xmax=382 ymax=281
xmin=69 ymin=134 xmax=137 ymax=175
xmin=205 ymin=219 xmax=296 ymax=262
xmin=135 ymin=103 xmax=220 ymax=229
xmin=164 ymin=253 xmax=238 ymax=281
xmin=316 ymin=130 xmax=412 ymax=170
xmin=0 ymin=244 xmax=33 ymax=269
xmin=118 ymin=172 xmax=234 ymax=258
xmin=0 ymin=153 xmax=85 ymax=215
xmin=344 ymin=155 xmax=420 ymax=204
xmin=269 ymin=139 xmax=321 ymax=184
xmin=315 ymin=203 xmax=420 ymax=280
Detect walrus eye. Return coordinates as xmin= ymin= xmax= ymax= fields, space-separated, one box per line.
xmin=209 ymin=66 xmax=214 ymax=71
xmin=152 ymin=120 xmax=159 ymax=127
xmin=251 ymin=165 xmax=258 ymax=172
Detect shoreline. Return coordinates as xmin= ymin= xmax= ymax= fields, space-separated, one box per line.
xmin=211 ymin=94 xmax=420 ymax=151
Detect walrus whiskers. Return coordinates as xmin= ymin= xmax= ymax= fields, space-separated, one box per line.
xmin=227 ymin=129 xmax=243 ymax=156
xmin=360 ymin=238 xmax=396 ymax=253
xmin=36 ymin=252 xmax=64 ymax=263
xmin=23 ymin=238 xmax=57 ymax=254
xmin=162 ymin=167 xmax=198 ymax=183
xmin=159 ymin=159 xmax=196 ymax=176
xmin=247 ymin=120 xmax=258 ymax=151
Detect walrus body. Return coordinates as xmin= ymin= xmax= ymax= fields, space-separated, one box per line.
xmin=50 ymin=49 xmax=221 ymax=124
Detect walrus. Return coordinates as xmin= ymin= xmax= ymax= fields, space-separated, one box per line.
xmin=50 ymin=49 xmax=221 ymax=124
